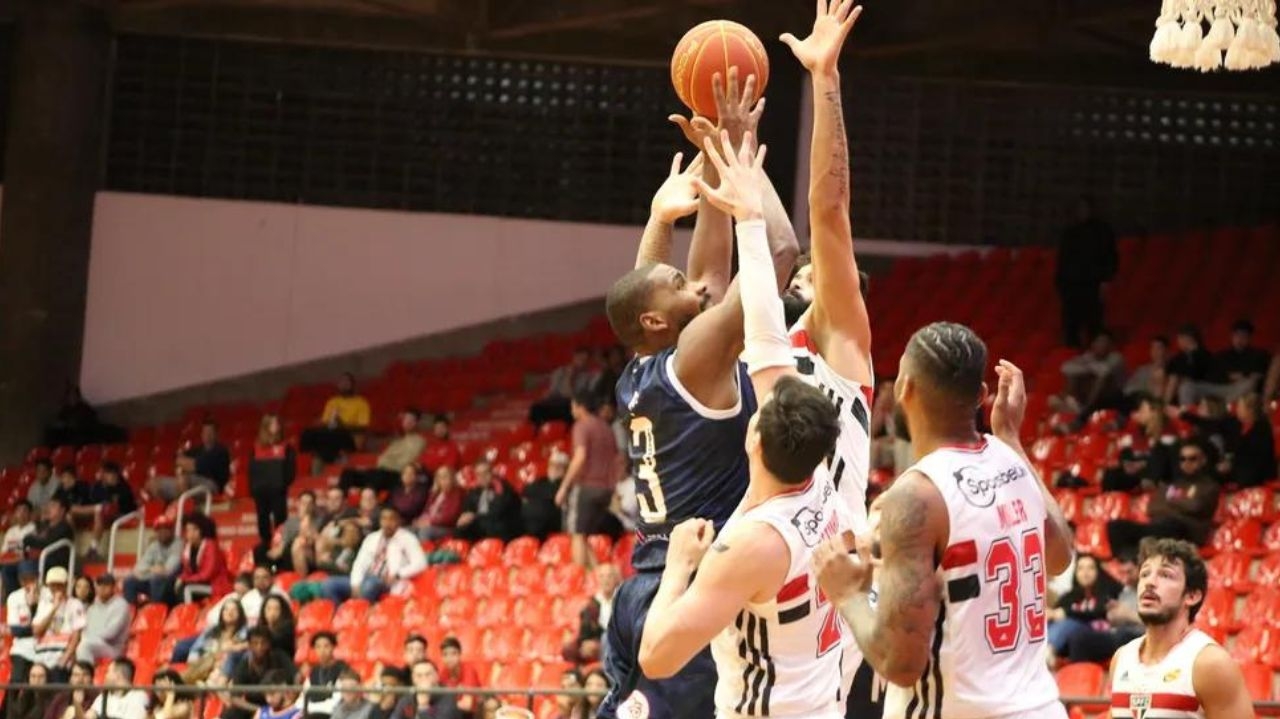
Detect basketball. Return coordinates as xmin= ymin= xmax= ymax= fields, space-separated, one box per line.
xmin=670 ymin=20 xmax=770 ymax=119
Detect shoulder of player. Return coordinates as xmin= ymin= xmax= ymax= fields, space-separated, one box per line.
xmin=1191 ymin=642 xmax=1242 ymax=694
xmin=710 ymin=520 xmax=791 ymax=570
xmin=877 ymin=471 xmax=948 ymax=549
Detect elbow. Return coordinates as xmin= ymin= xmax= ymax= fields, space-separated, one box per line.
xmin=637 ymin=638 xmax=677 ymax=680
xmin=881 ymin=655 xmax=930 ymax=689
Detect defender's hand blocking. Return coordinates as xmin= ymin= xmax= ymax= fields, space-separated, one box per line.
xmin=667 ymin=517 xmax=717 ymax=571
xmin=695 ymin=130 xmax=768 ymax=223
xmin=650 ymin=151 xmax=705 ymax=223
xmin=814 ymin=531 xmax=874 ymax=606
xmin=669 ymin=67 xmax=764 ymax=154
xmin=990 ymin=359 xmax=1027 ymax=443
xmin=780 ymin=0 xmax=864 ymax=74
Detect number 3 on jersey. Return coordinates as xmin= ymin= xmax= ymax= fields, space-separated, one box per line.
xmin=983 ymin=529 xmax=1047 ymax=653
xmin=629 ymin=418 xmax=668 ymax=525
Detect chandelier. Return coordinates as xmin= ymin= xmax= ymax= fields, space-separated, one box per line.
xmin=1150 ymin=0 xmax=1280 ymax=71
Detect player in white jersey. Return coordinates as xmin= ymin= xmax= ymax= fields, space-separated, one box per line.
xmin=636 ymin=125 xmax=853 ymax=719
xmin=815 ymin=325 xmax=1076 ymax=719
xmin=1110 ymin=538 xmax=1251 ymax=719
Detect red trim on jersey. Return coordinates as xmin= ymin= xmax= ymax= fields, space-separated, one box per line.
xmin=790 ymin=328 xmax=817 ymax=353
xmin=1111 ymin=693 xmax=1200 ymax=712
xmin=939 ymin=437 xmax=989 ymax=453
xmin=860 ymin=384 xmax=874 ymax=409
xmin=777 ymin=574 xmax=810 ymax=603
xmin=776 ymin=477 xmax=814 ymax=497
xmin=941 ymin=539 xmax=978 ymax=569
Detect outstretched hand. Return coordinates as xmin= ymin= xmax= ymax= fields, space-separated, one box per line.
xmin=694 ymin=130 xmax=768 ymax=223
xmin=990 ymin=359 xmax=1027 ymax=443
xmin=650 ymin=151 xmax=705 ymax=223
xmin=670 ymin=67 xmax=764 ymax=155
xmin=780 ymin=0 xmax=863 ymax=74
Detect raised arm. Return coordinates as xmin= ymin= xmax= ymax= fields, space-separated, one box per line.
xmin=815 ymin=471 xmax=946 ymax=686
xmin=782 ymin=0 xmax=872 ymax=384
xmin=635 ymin=152 xmax=703 ymax=269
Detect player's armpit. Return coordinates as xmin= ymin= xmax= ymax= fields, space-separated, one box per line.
xmin=844 ymin=472 xmax=946 ymax=687
xmin=1193 ymin=645 xmax=1255 ymax=719
xmin=672 ymin=281 xmax=746 ymax=411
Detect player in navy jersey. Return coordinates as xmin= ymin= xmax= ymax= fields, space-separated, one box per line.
xmin=596 ymin=71 xmax=799 ymax=719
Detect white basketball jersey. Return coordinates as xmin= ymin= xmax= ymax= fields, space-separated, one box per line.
xmin=711 ymin=476 xmax=853 ymax=719
xmin=1110 ymin=630 xmax=1214 ymax=719
xmin=789 ymin=326 xmax=873 ymax=534
xmin=883 ymin=435 xmax=1063 ymax=719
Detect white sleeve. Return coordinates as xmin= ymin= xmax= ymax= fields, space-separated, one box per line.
xmin=349 ymin=535 xmax=373 ymax=587
xmin=735 ymin=219 xmax=794 ymax=376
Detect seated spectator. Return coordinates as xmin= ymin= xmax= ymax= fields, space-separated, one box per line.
xmin=520 ymin=453 xmax=566 ymax=541
xmin=1104 ymin=554 xmax=1145 ymax=647
xmin=175 ymin=513 xmax=232 ymax=603
xmin=81 ymin=463 xmax=138 ymax=559
xmin=152 ymin=670 xmax=194 ymax=719
xmin=1164 ymin=325 xmax=1213 ymax=406
xmin=556 ymin=391 xmax=620 ymax=567
xmin=529 ymin=348 xmax=597 ymax=426
xmin=76 ymin=574 xmax=129 ymax=663
xmin=300 ymin=373 xmax=371 ymax=468
xmin=293 ymin=488 xmax=355 ymax=575
xmin=1123 ymin=336 xmax=1170 ymax=406
xmin=9 ymin=662 xmax=52 ymax=719
xmin=223 ymin=627 xmax=298 ymax=719
xmin=43 ymin=384 xmax=125 ymax=448
xmin=297 ymin=632 xmax=351 ymax=717
xmin=388 ymin=465 xmax=429 ymax=525
xmin=477 ymin=698 xmax=502 ymax=719
xmin=592 ymin=346 xmax=627 ymax=407
xmin=250 ymin=415 xmax=297 ymax=548
xmin=1106 ymin=439 xmax=1221 ymax=560
xmin=256 ymin=492 xmax=320 ymax=572
xmin=83 ymin=658 xmax=149 ymax=719
xmin=425 ymin=416 xmax=460 ymax=471
xmin=1046 ymin=554 xmax=1121 ymax=664
xmin=47 ymin=660 xmax=97 ymax=719
xmin=54 ymin=467 xmax=95 ymax=527
xmin=415 ymin=467 xmax=465 ymax=541
xmin=322 ymin=506 xmax=426 ymax=603
xmin=243 ymin=565 xmax=290 ymax=627
xmin=72 ymin=576 xmax=94 ymax=606
xmin=328 ymin=670 xmax=373 ymax=719
xmin=564 ymin=564 xmax=621 ymax=665
xmin=437 ymin=637 xmax=480 ymax=717
xmin=391 ymin=660 xmax=452 ymax=719
xmin=369 ymin=669 xmax=405 ymax=719
xmin=169 ymin=572 xmax=252 ymax=664
xmin=260 ymin=595 xmax=298 ymax=662
xmin=183 ymin=598 xmax=248 ymax=684
xmin=1179 ymin=396 xmax=1238 ymax=455
xmin=339 ymin=410 xmax=427 ymax=493
xmin=148 ymin=420 xmax=232 ymax=502
xmin=257 ymin=668 xmax=302 ymax=719
xmin=1056 ymin=330 xmax=1126 ymax=417
xmin=2 ymin=496 xmax=74 ymax=593
xmin=1222 ymin=393 xmax=1278 ymax=487
xmin=454 ymin=461 xmax=520 ymax=543
xmin=33 ymin=566 xmax=87 ymax=682
xmin=579 ymin=670 xmax=609 ymax=718
xmin=1101 ymin=448 xmax=1149 ymax=494
xmin=122 ymin=515 xmax=182 ymax=604
xmin=1133 ymin=395 xmax=1178 ymax=484
xmin=3 ymin=500 xmax=37 ymax=557
xmin=1181 ymin=319 xmax=1272 ymax=405
xmin=373 ymin=634 xmax=428 ymax=684
xmin=26 ymin=460 xmax=58 ymax=513
xmin=4 ymin=561 xmax=41 ymax=691
xmin=551 ymin=669 xmax=585 ymax=719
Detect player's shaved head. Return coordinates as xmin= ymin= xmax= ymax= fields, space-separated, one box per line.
xmin=756 ymin=375 xmax=840 ymax=484
xmin=607 ymin=264 xmax=659 ymax=349
xmin=903 ymin=322 xmax=987 ymax=406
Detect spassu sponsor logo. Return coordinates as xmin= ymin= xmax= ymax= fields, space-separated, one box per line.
xmin=954 ymin=464 xmax=1027 ymax=508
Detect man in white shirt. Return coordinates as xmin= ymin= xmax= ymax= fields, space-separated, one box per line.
xmin=33 ymin=566 xmax=87 ymax=681
xmin=322 ymin=506 xmax=426 ymax=603
xmin=2 ymin=562 xmax=41 ymax=690
xmin=81 ymin=658 xmax=149 ymax=719
xmin=241 ymin=564 xmax=290 ymax=626
xmin=77 ymin=574 xmax=131 ymax=663
xmin=2 ymin=500 xmax=37 ymax=556
xmin=25 ymin=460 xmax=58 ymax=512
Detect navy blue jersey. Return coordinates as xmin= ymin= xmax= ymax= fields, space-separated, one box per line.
xmin=615 ymin=347 xmax=756 ymax=571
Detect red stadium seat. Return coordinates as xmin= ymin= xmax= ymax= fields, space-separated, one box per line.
xmin=436 ymin=565 xmax=470 ymax=597
xmin=438 ymin=538 xmax=472 ymax=561
xmin=538 ymin=422 xmax=568 ymax=442
xmin=1055 ymin=662 xmax=1105 ymax=698
xmin=503 ymin=536 xmax=541 ymax=567
xmin=545 ymin=563 xmax=587 ymax=597
xmin=1264 ymin=522 xmax=1280 ymax=553
xmin=1244 ymin=588 xmax=1280 ymax=630
xmin=1207 ymin=551 xmax=1254 ymax=593
xmin=1074 ymin=520 xmax=1111 ymax=559
xmin=439 ymin=596 xmax=479 ymax=629
xmin=1129 ymin=492 xmax=1151 ymax=522
xmin=332 ymin=599 xmax=371 ymax=632
xmin=1233 ymin=625 xmax=1280 ymax=668
xmin=163 ymin=603 xmax=203 ymax=635
xmin=1225 ymin=487 xmax=1276 ymax=522
xmin=1209 ymin=519 xmax=1264 ymax=556
xmin=368 ymin=628 xmax=409 ymax=666
xmin=482 ymin=626 xmax=527 ymax=663
xmin=1195 ymin=588 xmax=1239 ymax=635
xmin=366 ymin=596 xmax=407 ymax=631
xmin=514 ymin=596 xmax=554 ymax=628
xmin=477 ymin=596 xmax=516 ymax=628
xmin=335 ymin=629 xmax=369 ymax=662
xmin=587 ymin=535 xmax=613 ymax=565
xmin=1240 ymin=662 xmax=1276 ymax=702
xmin=1084 ymin=492 xmax=1130 ymax=522
xmin=131 ymin=602 xmax=169 ymax=635
xmin=1054 ymin=490 xmax=1084 ymax=524
xmin=538 ymin=535 xmax=572 ymax=565
xmin=523 ymin=628 xmax=568 ymax=662
xmin=469 ymin=566 xmax=507 ymax=597
xmin=403 ymin=597 xmax=437 ymax=630
xmin=468 ymin=538 xmax=505 ymax=569
xmin=509 ymin=565 xmax=546 ymax=598
xmin=1073 ymin=434 xmax=1113 ymax=464
xmin=1257 ymin=554 xmax=1280 ymax=588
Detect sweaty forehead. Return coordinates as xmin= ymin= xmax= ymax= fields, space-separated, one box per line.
xmin=1141 ymin=555 xmax=1184 ymax=575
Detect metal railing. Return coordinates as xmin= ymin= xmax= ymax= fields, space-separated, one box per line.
xmin=106 ymin=509 xmax=145 ymax=575
xmin=37 ymin=538 xmax=76 ymax=586
xmin=174 ymin=485 xmax=213 ymax=530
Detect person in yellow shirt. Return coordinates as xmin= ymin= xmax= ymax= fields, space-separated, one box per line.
xmin=300 ymin=373 xmax=371 ymax=468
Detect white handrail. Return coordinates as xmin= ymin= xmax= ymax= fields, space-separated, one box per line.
xmin=174 ymin=485 xmax=213 ymax=531
xmin=37 ymin=538 xmax=76 ymax=587
xmin=106 ymin=509 xmax=144 ymax=574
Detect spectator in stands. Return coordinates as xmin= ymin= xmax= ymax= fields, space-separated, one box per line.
xmin=1164 ymin=325 xmax=1213 ymax=406
xmin=298 ymin=631 xmax=350 ymax=718
xmin=1134 ymin=395 xmax=1177 ymax=484
xmin=260 ymin=595 xmax=297 ymax=661
xmin=296 ymin=488 xmax=361 ymax=576
xmin=395 ymin=660 xmax=454 ymax=719
xmin=324 ymin=506 xmax=426 ymax=603
xmin=454 ymin=461 xmax=520 ymax=542
xmin=223 ymin=627 xmax=298 ymax=719
xmin=47 ymin=660 xmax=97 ymax=719
xmin=339 ymin=410 xmax=427 ymax=493
xmin=477 ymin=699 xmax=501 ymax=719
xmin=520 ymin=452 xmax=566 ymax=540
xmin=329 ymin=670 xmax=373 ymax=719
xmin=168 ymin=572 xmax=252 ymax=666
xmin=257 ymin=492 xmax=320 ymax=572
xmin=1054 ymin=196 xmax=1116 ymax=348
xmin=242 ymin=565 xmax=290 ymax=626
xmin=556 ymin=391 xmax=620 ymax=567
xmin=437 ymin=637 xmax=480 ymax=717
xmin=565 ymin=564 xmax=621 ymax=665
xmin=9 ymin=662 xmax=51 ymax=719
xmin=1180 ymin=319 xmax=1273 ymax=405
xmin=82 ymin=462 xmax=138 ymax=559
xmin=3 ymin=562 xmax=41 ymax=692
xmin=388 ymin=465 xmax=429 ymax=524
xmin=372 ymin=634 xmax=428 ymax=686
xmin=175 ymin=513 xmax=231 ymax=602
xmin=1222 ymin=392 xmax=1278 ymax=487
xmin=1101 ymin=447 xmax=1149 ymax=494
xmin=3 ymin=500 xmax=37 ymax=556
xmin=148 ymin=420 xmax=232 ymax=502
xmin=76 ymin=574 xmax=129 ymax=663
xmin=250 ymin=415 xmax=297 ymax=547
xmin=55 ymin=466 xmax=95 ymax=526
xmin=593 ymin=346 xmax=627 ymax=406
xmin=258 ymin=669 xmax=302 ymax=719
xmin=415 ymin=466 xmax=465 ymax=540
xmin=1056 ymin=330 xmax=1126 ymax=418
xmin=33 ymin=566 xmax=86 ymax=681
xmin=1106 ymin=438 xmax=1221 ymax=560
xmin=152 ymin=669 xmax=194 ymax=719
xmin=425 ymin=416 xmax=460 ymax=471
xmin=3 ymin=495 xmax=74 ymax=592
xmin=82 ymin=658 xmax=149 ymax=719
xmin=1179 ymin=396 xmax=1237 ymax=457
xmin=300 ymin=373 xmax=371 ymax=469
xmin=71 ymin=576 xmax=94 ymax=606
xmin=580 ymin=670 xmax=609 ymax=718
xmin=26 ymin=459 xmax=58 ymax=512
xmin=369 ymin=669 xmax=405 ymax=719
xmin=530 ymin=349 xmax=597 ymax=425
xmin=43 ymin=384 xmax=124 ymax=448
xmin=551 ymin=669 xmax=585 ymax=719
xmin=1046 ymin=554 xmax=1121 ymax=664
xmin=184 ymin=598 xmax=248 ymax=684
xmin=122 ymin=515 xmax=182 ymax=604
xmin=1103 ymin=555 xmax=1145 ymax=647
xmin=1124 ymin=336 xmax=1170 ymax=405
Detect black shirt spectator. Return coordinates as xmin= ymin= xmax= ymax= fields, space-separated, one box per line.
xmin=1054 ymin=197 xmax=1117 ymax=348
xmin=88 ymin=464 xmax=138 ymax=516
xmin=224 ymin=628 xmax=297 ymax=719
xmin=53 ymin=469 xmax=94 ymax=508
xmin=23 ymin=498 xmax=75 ymax=569
xmin=1224 ymin=394 xmax=1278 ymax=488
xmin=1213 ymin=320 xmax=1272 ymax=385
xmin=249 ymin=416 xmax=297 ymax=546
xmin=1106 ymin=439 xmax=1222 ymax=560
xmin=187 ymin=441 xmax=232 ymax=492
xmin=455 ymin=462 xmax=520 ymax=542
xmin=1167 ymin=330 xmax=1213 ymax=382
xmin=521 ymin=456 xmax=566 ymax=540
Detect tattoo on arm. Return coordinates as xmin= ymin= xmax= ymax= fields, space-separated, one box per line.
xmin=822 ymin=89 xmax=849 ymax=199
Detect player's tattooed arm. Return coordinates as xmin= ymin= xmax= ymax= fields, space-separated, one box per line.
xmin=636 ymin=152 xmax=703 ymax=269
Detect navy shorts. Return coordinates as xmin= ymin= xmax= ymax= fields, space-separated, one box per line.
xmin=597 ymin=569 xmax=717 ymax=719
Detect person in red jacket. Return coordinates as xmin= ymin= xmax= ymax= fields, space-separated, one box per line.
xmin=413 ymin=467 xmax=465 ymax=541
xmin=176 ymin=513 xmax=231 ymax=601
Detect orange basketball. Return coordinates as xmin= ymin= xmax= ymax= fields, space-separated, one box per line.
xmin=670 ymin=20 xmax=770 ymax=120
